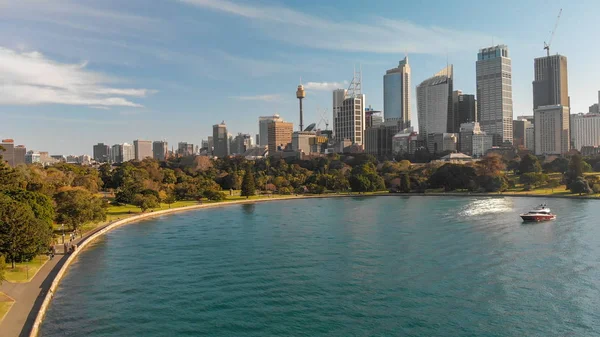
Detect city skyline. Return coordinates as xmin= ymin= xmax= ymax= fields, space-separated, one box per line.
xmin=2 ymin=0 xmax=600 ymax=154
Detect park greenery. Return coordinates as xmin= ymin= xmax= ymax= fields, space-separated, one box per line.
xmin=2 ymin=147 xmax=600 ymax=269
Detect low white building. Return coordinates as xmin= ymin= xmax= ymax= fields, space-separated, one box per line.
xmin=459 ymin=122 xmax=493 ymax=157
xmin=292 ymin=131 xmax=315 ymax=155
xmin=534 ymin=105 xmax=569 ymax=155
xmin=571 ymin=113 xmax=600 ymax=151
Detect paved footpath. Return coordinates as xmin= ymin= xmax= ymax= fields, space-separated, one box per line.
xmin=0 ymin=223 xmax=113 ymax=337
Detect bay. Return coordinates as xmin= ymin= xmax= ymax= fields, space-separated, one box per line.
xmin=41 ymin=196 xmax=600 ymax=336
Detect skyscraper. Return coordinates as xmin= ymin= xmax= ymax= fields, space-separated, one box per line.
xmin=153 ymin=141 xmax=168 ymax=161
xmin=213 ymin=122 xmax=230 ymax=158
xmin=450 ymin=90 xmax=477 ymax=133
xmin=258 ymin=115 xmax=283 ymax=147
xmin=533 ymin=54 xmax=569 ymax=109
xmin=417 ymin=65 xmax=453 ymax=151
xmin=383 ymin=56 xmax=411 ymax=129
xmin=476 ymin=45 xmax=513 ymax=145
xmin=133 ymin=140 xmax=152 ymax=161
xmin=267 ymin=119 xmax=293 ymax=154
xmin=333 ymin=69 xmax=366 ymax=146
xmin=93 ymin=143 xmax=110 ymax=163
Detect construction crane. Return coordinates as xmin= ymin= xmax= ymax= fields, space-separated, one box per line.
xmin=316 ymin=108 xmax=329 ymax=130
xmin=544 ymin=8 xmax=562 ymax=56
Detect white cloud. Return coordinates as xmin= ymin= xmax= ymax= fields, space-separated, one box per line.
xmin=179 ymin=0 xmax=491 ymax=54
xmin=0 ymin=47 xmax=153 ymax=108
xmin=304 ymin=81 xmax=347 ymax=91
xmin=232 ymin=94 xmax=281 ymax=102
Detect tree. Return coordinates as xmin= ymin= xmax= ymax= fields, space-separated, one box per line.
xmin=98 ymin=163 xmax=114 ymax=189
xmin=2 ymin=189 xmax=55 ymax=228
xmin=565 ymin=154 xmax=588 ymax=188
xmin=0 ymin=255 xmax=5 ymax=284
xmin=543 ymin=157 xmax=569 ymax=173
xmin=519 ymin=172 xmax=549 ymax=188
xmin=0 ymin=195 xmax=50 ymax=268
xmin=163 ymin=193 xmax=176 ymax=209
xmin=133 ymin=194 xmax=159 ymax=212
xmin=54 ymin=188 xmax=107 ymax=231
xmin=570 ymin=177 xmax=592 ymax=195
xmin=240 ymin=170 xmax=256 ymax=199
xmin=349 ymin=174 xmax=371 ymax=193
xmin=519 ymin=154 xmax=542 ymax=175
xmin=400 ymin=173 xmax=411 ymax=193
xmin=428 ymin=164 xmax=477 ymax=191
xmin=0 ymin=160 xmax=23 ymax=191
xmin=477 ymin=154 xmax=505 ymax=177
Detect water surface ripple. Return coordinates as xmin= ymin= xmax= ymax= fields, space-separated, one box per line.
xmin=41 ymin=197 xmax=600 ymax=336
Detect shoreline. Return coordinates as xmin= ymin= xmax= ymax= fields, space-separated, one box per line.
xmin=27 ymin=191 xmax=598 ymax=336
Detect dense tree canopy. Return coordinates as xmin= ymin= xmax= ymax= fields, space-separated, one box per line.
xmin=54 ymin=188 xmax=107 ymax=231
xmin=0 ymin=195 xmax=51 ymax=267
xmin=519 ymin=154 xmax=542 ymax=175
xmin=241 ymin=169 xmax=256 ymax=198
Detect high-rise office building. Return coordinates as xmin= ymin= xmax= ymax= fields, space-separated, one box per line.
xmin=476 ymin=45 xmax=513 ymax=145
xmin=258 ymin=115 xmax=283 ymax=147
xmin=111 ymin=144 xmax=123 ymax=163
xmin=123 ymin=143 xmax=134 ymax=162
xmin=417 ymin=65 xmax=453 ymax=152
xmin=571 ymin=113 xmax=600 ymax=151
xmin=533 ymin=54 xmax=569 ymax=109
xmin=111 ymin=143 xmax=134 ymax=163
xmin=525 ymin=125 xmax=535 ymax=151
xmin=213 ymin=122 xmax=230 ymax=158
xmin=153 ymin=141 xmax=168 ymax=161
xmin=14 ymin=145 xmax=26 ymax=166
xmin=332 ymin=89 xmax=347 ymax=140
xmin=133 ymin=140 xmax=152 ymax=161
xmin=365 ymin=106 xmax=383 ymax=128
xmin=534 ymin=105 xmax=569 ymax=155
xmin=177 ymin=142 xmax=194 ymax=157
xmin=333 ymin=87 xmax=366 ymax=146
xmin=1 ymin=139 xmax=15 ymax=167
xmin=232 ymin=133 xmax=254 ymax=155
xmin=267 ymin=119 xmax=293 ymax=154
xmin=513 ymin=117 xmax=532 ymax=148
xmin=450 ymin=90 xmax=477 ymax=133
xmin=93 ymin=143 xmax=110 ymax=163
xmin=383 ymin=56 xmax=411 ymax=129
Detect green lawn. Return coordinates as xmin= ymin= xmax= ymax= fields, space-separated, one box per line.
xmin=4 ymin=255 xmax=49 ymax=283
xmin=0 ymin=292 xmax=15 ymax=323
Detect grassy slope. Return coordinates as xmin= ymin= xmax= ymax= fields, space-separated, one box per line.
xmin=0 ymin=292 xmax=15 ymax=323
xmin=4 ymin=255 xmax=50 ymax=283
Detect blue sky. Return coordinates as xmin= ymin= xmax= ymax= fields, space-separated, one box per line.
xmin=0 ymin=0 xmax=597 ymax=155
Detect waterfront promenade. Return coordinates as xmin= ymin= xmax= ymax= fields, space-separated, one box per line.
xmin=0 ymin=220 xmax=115 ymax=337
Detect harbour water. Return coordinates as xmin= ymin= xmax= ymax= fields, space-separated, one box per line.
xmin=41 ymin=196 xmax=600 ymax=336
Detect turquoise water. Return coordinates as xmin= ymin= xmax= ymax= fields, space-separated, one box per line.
xmin=41 ymin=196 xmax=600 ymax=336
